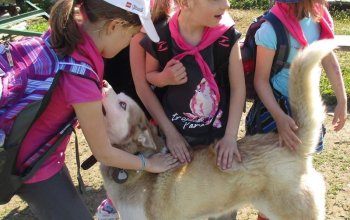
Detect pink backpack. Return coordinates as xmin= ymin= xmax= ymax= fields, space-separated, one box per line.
xmin=0 ymin=32 xmax=100 ymax=204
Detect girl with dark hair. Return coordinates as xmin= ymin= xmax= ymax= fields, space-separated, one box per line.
xmin=12 ymin=0 xmax=178 ymax=219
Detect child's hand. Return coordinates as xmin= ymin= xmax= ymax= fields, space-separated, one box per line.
xmin=332 ymin=102 xmax=347 ymax=131
xmin=215 ymin=135 xmax=241 ymax=170
xmin=162 ymin=59 xmax=187 ymax=86
xmin=275 ymin=113 xmax=301 ymax=150
xmin=165 ymin=131 xmax=192 ymax=163
xmin=145 ymin=153 xmax=180 ymax=173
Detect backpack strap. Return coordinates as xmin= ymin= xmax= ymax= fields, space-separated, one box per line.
xmin=263 ymin=12 xmax=290 ymax=76
xmin=41 ymin=33 xmax=101 ymax=88
xmin=58 ymin=57 xmax=101 ymax=89
xmin=19 ymin=59 xmax=100 ymax=178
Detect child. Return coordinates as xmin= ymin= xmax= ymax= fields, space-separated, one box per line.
xmin=245 ymin=0 xmax=347 ymax=219
xmin=246 ymin=0 xmax=347 ymax=150
xmin=141 ymin=0 xmax=246 ymax=172
xmin=96 ymin=1 xmax=174 ymax=219
xmin=12 ymin=0 xmax=179 ymax=219
xmin=131 ymin=1 xmax=242 ymax=219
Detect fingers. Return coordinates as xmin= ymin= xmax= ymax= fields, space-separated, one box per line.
xmin=278 ymin=135 xmax=283 ymax=147
xmin=168 ymin=144 xmax=191 ymax=164
xmin=172 ymin=67 xmax=187 ymax=84
xmin=234 ymin=149 xmax=242 ymax=162
xmin=165 ymin=58 xmax=180 ymax=67
xmin=171 ymin=62 xmax=185 ymax=73
xmin=165 ymin=60 xmax=187 ymax=85
xmin=165 ymin=153 xmax=180 ymax=167
xmin=150 ymin=153 xmax=180 ymax=172
xmin=279 ymin=131 xmax=301 ymax=151
xmin=276 ymin=117 xmax=301 ymax=150
xmin=215 ymin=141 xmax=241 ymax=170
xmin=333 ymin=116 xmax=346 ymax=131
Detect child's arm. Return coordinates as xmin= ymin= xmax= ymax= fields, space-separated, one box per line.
xmin=215 ymin=41 xmax=245 ymax=170
xmin=321 ymin=51 xmax=347 ymax=131
xmin=130 ymin=33 xmax=191 ymax=163
xmin=146 ymin=58 xmax=187 ymax=87
xmin=254 ymin=45 xmax=301 ymax=150
xmin=73 ymin=101 xmax=179 ymax=173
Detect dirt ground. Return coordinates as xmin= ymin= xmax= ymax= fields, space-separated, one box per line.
xmin=1 ymin=103 xmax=349 ymax=220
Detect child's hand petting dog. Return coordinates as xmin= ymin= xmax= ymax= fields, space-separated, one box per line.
xmin=215 ymin=135 xmax=242 ymax=171
xmin=145 ymin=153 xmax=180 ymax=173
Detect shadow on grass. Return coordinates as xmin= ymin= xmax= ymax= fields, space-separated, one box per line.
xmin=2 ymin=186 xmax=106 ymax=220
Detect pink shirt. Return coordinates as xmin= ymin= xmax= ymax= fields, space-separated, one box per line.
xmin=16 ymin=28 xmax=104 ymax=183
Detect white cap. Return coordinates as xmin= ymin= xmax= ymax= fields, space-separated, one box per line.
xmin=103 ymin=0 xmax=160 ymax=42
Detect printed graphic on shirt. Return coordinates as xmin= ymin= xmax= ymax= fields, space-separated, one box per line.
xmin=171 ymin=78 xmax=222 ymax=130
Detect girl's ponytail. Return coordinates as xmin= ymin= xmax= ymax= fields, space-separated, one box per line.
xmin=49 ymin=0 xmax=81 ymax=57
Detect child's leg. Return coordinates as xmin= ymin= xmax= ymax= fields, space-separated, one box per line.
xmin=17 ymin=166 xmax=92 ymax=220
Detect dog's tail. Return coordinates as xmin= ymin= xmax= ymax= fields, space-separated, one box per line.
xmin=289 ymin=39 xmax=336 ymax=155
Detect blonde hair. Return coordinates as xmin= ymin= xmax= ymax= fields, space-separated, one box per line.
xmin=49 ymin=0 xmax=141 ymax=56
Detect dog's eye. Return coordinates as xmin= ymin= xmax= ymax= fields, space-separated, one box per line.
xmin=119 ymin=101 xmax=127 ymax=110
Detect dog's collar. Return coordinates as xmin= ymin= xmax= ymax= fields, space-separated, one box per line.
xmin=110 ymin=153 xmax=146 ymax=184
xmin=111 ymin=168 xmax=129 ymax=184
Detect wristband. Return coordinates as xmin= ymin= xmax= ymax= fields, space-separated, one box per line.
xmin=138 ymin=154 xmax=146 ymax=172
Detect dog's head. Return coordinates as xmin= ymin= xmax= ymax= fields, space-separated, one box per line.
xmin=102 ymin=83 xmax=161 ymax=155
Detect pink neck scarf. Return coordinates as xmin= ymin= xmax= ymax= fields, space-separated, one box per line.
xmin=270 ymin=2 xmax=334 ymax=47
xmin=168 ymin=10 xmax=234 ymax=104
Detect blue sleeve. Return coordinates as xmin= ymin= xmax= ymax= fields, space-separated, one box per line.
xmin=255 ymin=21 xmax=277 ymax=50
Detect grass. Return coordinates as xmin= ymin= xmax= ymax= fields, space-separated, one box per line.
xmin=26 ymin=18 xmax=48 ymax=33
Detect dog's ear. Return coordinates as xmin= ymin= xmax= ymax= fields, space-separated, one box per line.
xmin=137 ymin=128 xmax=157 ymax=149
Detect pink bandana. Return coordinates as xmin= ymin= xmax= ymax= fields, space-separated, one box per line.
xmin=270 ymin=2 xmax=334 ymax=47
xmin=168 ymin=10 xmax=234 ymax=104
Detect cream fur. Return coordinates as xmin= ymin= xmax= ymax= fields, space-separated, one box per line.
xmin=100 ymin=40 xmax=336 ymax=220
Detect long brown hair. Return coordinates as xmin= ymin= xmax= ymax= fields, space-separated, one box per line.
xmin=293 ymin=0 xmax=328 ymax=20
xmin=152 ymin=0 xmax=174 ymax=23
xmin=49 ymin=0 xmax=141 ymax=56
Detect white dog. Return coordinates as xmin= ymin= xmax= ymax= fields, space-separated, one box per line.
xmin=100 ymin=40 xmax=335 ymax=220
